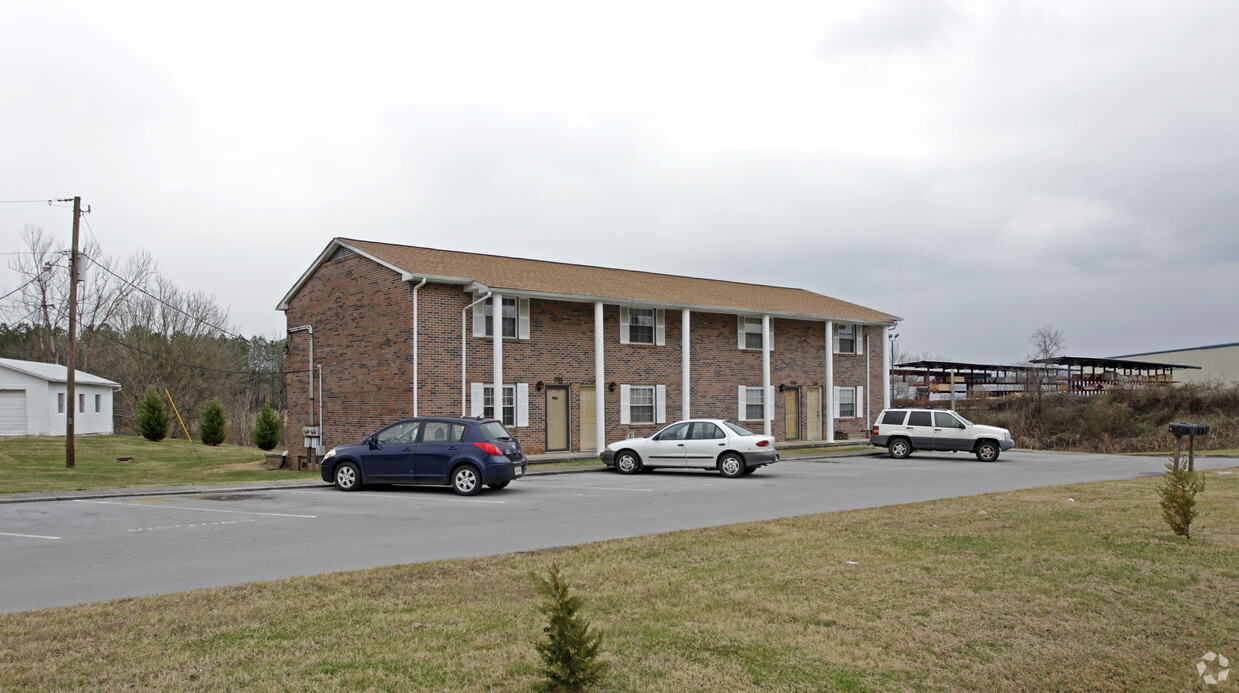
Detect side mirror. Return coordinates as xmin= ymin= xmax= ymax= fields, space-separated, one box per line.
xmin=368 ymin=436 xmax=379 ymax=449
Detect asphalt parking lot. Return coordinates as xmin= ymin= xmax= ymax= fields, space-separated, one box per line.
xmin=2 ymin=450 xmax=1234 ymax=613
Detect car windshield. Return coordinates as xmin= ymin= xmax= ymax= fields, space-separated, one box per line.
xmin=480 ymin=421 xmax=513 ymax=441
xmin=722 ymin=421 xmax=755 ymax=436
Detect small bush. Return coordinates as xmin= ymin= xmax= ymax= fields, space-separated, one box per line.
xmin=135 ymin=386 xmax=169 ymax=442
xmin=1157 ymin=459 xmax=1205 ymax=540
xmin=252 ymin=401 xmax=283 ymax=451
xmin=533 ymin=563 xmax=605 ymax=692
xmin=199 ymin=398 xmax=227 ymax=446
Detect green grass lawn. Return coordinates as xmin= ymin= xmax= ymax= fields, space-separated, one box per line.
xmin=0 ymin=435 xmax=318 ymax=493
xmin=2 ymin=468 xmax=1236 ymax=691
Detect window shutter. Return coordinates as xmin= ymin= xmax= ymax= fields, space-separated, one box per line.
xmin=856 ymin=386 xmax=864 ymax=420
xmin=855 ymin=325 xmax=863 ymax=355
xmin=832 ymin=325 xmax=839 ymax=354
xmin=737 ymin=316 xmax=745 ymax=350
xmin=516 ymin=383 xmax=529 ymax=427
xmin=655 ymin=384 xmax=666 ymax=423
xmin=655 ymin=309 xmax=665 ymax=346
xmin=518 ymin=298 xmax=530 ymax=340
xmin=738 ymin=386 xmax=746 ymax=420
xmin=767 ymin=386 xmax=776 ymax=423
xmin=768 ymin=321 xmax=774 ymax=351
xmin=833 ymin=386 xmax=840 ymax=418
xmin=619 ymin=306 xmax=630 ymax=344
xmin=472 ymin=300 xmax=486 ymax=338
xmin=620 ymin=384 xmax=631 ymax=425
xmin=470 ymin=383 xmax=485 ymax=417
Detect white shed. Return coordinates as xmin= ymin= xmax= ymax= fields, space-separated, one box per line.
xmin=0 ymin=358 xmax=121 ymax=436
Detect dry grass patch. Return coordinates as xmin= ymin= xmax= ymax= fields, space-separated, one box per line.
xmin=3 ymin=470 xmax=1238 ymax=691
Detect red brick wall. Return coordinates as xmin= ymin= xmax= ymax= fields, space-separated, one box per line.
xmin=284 ymin=253 xmax=889 ymax=456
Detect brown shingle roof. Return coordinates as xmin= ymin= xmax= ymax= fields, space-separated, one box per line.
xmin=316 ymin=238 xmax=898 ymax=323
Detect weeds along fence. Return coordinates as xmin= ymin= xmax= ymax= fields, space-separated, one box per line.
xmin=952 ymin=383 xmax=1239 ymax=454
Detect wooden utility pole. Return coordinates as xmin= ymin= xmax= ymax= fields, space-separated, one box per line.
xmin=65 ymin=196 xmax=82 ymax=468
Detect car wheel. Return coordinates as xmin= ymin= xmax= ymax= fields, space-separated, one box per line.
xmin=888 ymin=438 xmax=912 ymax=459
xmin=719 ymin=453 xmax=746 ymax=478
xmin=451 ymin=464 xmax=482 ymax=496
xmin=488 ymin=480 xmax=510 ymax=490
xmin=334 ymin=462 xmax=362 ymax=491
xmin=615 ymin=451 xmax=641 ymax=474
xmin=975 ymin=441 xmax=1000 ymax=462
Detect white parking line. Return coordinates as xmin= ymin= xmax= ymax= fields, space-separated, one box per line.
xmin=284 ymin=489 xmax=507 ymax=504
xmin=73 ymin=499 xmax=317 ymax=518
xmin=0 ymin=532 xmax=61 ymax=540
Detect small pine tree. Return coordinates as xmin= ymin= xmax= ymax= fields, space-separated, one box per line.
xmin=252 ymin=401 xmax=283 ymax=451
xmin=135 ymin=386 xmax=170 ymax=442
xmin=199 ymin=398 xmax=227 ymax=446
xmin=533 ymin=563 xmax=605 ymax=692
xmin=1158 ymin=458 xmax=1205 ymax=540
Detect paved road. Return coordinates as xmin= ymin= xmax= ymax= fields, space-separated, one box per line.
xmin=1 ymin=451 xmax=1233 ymax=613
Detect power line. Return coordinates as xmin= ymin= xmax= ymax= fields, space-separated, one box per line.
xmin=90 ymin=328 xmax=305 ymax=376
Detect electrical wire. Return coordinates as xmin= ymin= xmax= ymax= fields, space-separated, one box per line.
xmin=89 ymin=328 xmax=306 ymax=376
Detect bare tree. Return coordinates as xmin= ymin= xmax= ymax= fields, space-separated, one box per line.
xmin=1025 ymin=324 xmax=1066 ymax=409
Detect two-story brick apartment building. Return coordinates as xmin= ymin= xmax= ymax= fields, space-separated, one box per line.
xmin=277 ymin=238 xmax=899 ymax=463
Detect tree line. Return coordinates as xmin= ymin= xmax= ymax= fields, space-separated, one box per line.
xmin=1 ymin=225 xmax=286 ymax=446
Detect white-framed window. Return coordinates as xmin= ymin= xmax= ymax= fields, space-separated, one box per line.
xmin=57 ymin=392 xmax=65 ymax=414
xmin=737 ymin=316 xmax=774 ymax=350
xmin=738 ymin=386 xmax=765 ymax=422
xmin=835 ymin=323 xmax=863 ymax=355
xmin=470 ymin=383 xmax=530 ymax=427
xmin=95 ymin=394 xmax=101 ymax=413
xmin=834 ymin=386 xmax=864 ymax=419
xmin=79 ymin=393 xmax=85 ymax=413
xmin=619 ymin=307 xmax=665 ymax=345
xmin=619 ymin=384 xmax=667 ymax=425
xmin=472 ymin=296 xmax=531 ymax=339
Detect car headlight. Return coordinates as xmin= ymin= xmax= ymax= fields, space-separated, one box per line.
xmin=324 ymin=448 xmax=337 ymax=458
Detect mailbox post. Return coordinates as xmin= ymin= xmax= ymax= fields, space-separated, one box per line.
xmin=1168 ymin=421 xmax=1210 ymax=472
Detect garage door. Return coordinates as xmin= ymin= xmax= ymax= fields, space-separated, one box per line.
xmin=0 ymin=391 xmax=27 ymax=436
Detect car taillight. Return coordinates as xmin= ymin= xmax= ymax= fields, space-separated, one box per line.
xmin=474 ymin=441 xmax=503 ymax=456
xmin=756 ymin=440 xmax=769 ymax=447
xmin=872 ymin=425 xmax=879 ymax=434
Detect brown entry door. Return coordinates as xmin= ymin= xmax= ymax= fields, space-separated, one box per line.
xmin=806 ymin=387 xmax=822 ymax=440
xmin=579 ymin=386 xmax=596 ymax=452
xmin=546 ymin=386 xmax=570 ymax=452
xmin=784 ymin=387 xmax=800 ymax=440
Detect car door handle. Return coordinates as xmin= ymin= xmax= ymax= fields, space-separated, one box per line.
xmin=677 ymin=443 xmax=685 ymax=447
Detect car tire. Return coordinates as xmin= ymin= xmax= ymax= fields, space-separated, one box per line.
xmin=742 ymin=466 xmax=757 ymax=476
xmin=888 ymin=438 xmax=912 ymax=459
xmin=615 ymin=451 xmax=641 ymax=474
xmin=719 ymin=453 xmax=746 ymax=478
xmin=451 ymin=464 xmax=482 ymax=496
xmin=334 ymin=462 xmax=362 ymax=491
xmin=488 ymin=480 xmax=510 ymax=490
xmin=975 ymin=441 xmax=1000 ymax=462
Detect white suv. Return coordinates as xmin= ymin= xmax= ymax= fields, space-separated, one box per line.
xmin=870 ymin=408 xmax=1015 ymax=462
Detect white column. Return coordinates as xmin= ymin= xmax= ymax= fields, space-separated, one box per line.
xmin=883 ymin=326 xmax=891 ymax=413
xmin=825 ymin=320 xmax=834 ymax=443
xmin=595 ymin=302 xmax=606 ymax=453
xmin=762 ymin=314 xmax=772 ymax=436
xmin=681 ymin=309 xmax=691 ymax=420
xmin=493 ymin=293 xmax=503 ymax=419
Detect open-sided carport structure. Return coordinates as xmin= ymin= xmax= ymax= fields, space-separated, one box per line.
xmin=1029 ymin=356 xmax=1201 ymax=395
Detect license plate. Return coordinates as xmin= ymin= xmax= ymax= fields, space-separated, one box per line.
xmin=514 ymin=467 xmax=524 ymax=477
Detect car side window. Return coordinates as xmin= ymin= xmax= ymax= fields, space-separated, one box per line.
xmin=450 ymin=424 xmax=467 ymax=442
xmin=658 ymin=423 xmax=691 ymax=441
xmin=934 ymin=412 xmax=965 ymax=429
xmin=880 ymin=410 xmax=907 ymax=425
xmin=906 ymin=411 xmax=933 ymax=427
xmin=421 ymin=422 xmax=455 ymax=443
xmin=691 ymin=423 xmax=722 ymax=439
xmin=377 ymin=421 xmax=420 ymax=445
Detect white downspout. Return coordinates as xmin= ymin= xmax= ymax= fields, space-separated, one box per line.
xmin=865 ymin=332 xmax=872 ymax=431
xmin=595 ymin=302 xmax=605 ymax=454
xmin=883 ymin=325 xmax=892 ymax=413
xmin=825 ymin=320 xmax=834 ymax=443
xmin=411 ymin=277 xmax=427 ymax=416
xmin=681 ymin=309 xmax=691 ymax=420
xmin=462 ymin=292 xmax=492 ymax=415
xmin=762 ymin=314 xmax=771 ymax=436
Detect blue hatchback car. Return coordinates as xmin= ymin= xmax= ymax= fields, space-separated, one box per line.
xmin=320 ymin=416 xmax=527 ymax=495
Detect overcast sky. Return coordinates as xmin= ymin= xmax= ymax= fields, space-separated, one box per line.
xmin=3 ymin=1 xmax=1237 ymax=364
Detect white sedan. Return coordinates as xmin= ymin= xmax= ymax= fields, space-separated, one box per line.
xmin=600 ymin=419 xmax=779 ymax=478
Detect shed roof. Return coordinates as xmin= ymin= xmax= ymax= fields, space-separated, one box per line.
xmin=0 ymin=358 xmax=122 ymax=388
xmin=279 ymin=238 xmax=899 ymax=324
